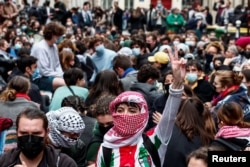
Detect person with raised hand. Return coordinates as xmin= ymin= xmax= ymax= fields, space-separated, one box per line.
xmin=95 ymin=46 xmax=186 ymax=167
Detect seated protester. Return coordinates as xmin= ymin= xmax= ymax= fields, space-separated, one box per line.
xmin=0 ymin=39 xmax=16 ymax=82
xmin=61 ymin=95 xmax=96 ymax=146
xmin=8 ymin=56 xmax=49 ymax=112
xmin=204 ymin=70 xmax=250 ymax=121
xmin=49 ymin=68 xmax=89 ymax=111
xmin=162 ymin=97 xmax=216 ymax=167
xmin=211 ymin=102 xmax=250 ymax=151
xmin=46 ymin=107 xmax=86 ymax=167
xmin=86 ymin=95 xmax=115 ymax=166
xmin=113 ymin=55 xmax=138 ymax=91
xmin=147 ymin=51 xmax=171 ymax=82
xmin=185 ymin=59 xmax=215 ymax=103
xmin=75 ymin=40 xmax=97 ymax=87
xmin=31 ymin=22 xmax=66 ymax=92
xmin=0 ymin=76 xmax=39 ymax=152
xmin=0 ymin=108 xmax=78 ymax=167
xmin=95 ymin=54 xmax=186 ymax=167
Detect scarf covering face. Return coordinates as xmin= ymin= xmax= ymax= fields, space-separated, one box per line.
xmin=46 ymin=107 xmax=85 ymax=148
xmin=103 ymin=91 xmax=148 ymax=148
xmin=216 ymin=125 xmax=250 ymax=139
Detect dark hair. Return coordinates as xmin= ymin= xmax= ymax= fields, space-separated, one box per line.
xmin=176 ymin=97 xmax=216 ymax=145
xmin=217 ymin=102 xmax=250 ymax=128
xmin=113 ymin=55 xmax=132 ymax=71
xmin=17 ymin=56 xmax=37 ymax=73
xmin=16 ymin=108 xmax=48 ymax=131
xmin=93 ymin=94 xmax=116 ymax=117
xmin=61 ymin=95 xmax=86 ymax=113
xmin=87 ymin=70 xmax=121 ymax=105
xmin=137 ymin=64 xmax=160 ymax=83
xmin=186 ymin=59 xmax=203 ymax=71
xmin=75 ymin=40 xmax=87 ymax=54
xmin=0 ymin=76 xmax=30 ymax=101
xmin=63 ymin=68 xmax=84 ymax=86
xmin=17 ymin=48 xmax=31 ymax=58
xmin=43 ymin=22 xmax=66 ymax=40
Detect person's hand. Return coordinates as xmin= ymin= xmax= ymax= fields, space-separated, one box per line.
xmin=168 ymin=46 xmax=186 ymax=88
xmin=152 ymin=111 xmax=162 ymax=124
xmin=14 ymin=161 xmax=27 ymax=167
xmin=204 ymin=102 xmax=212 ymax=110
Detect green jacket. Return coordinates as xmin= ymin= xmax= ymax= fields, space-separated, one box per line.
xmin=86 ymin=123 xmax=104 ymax=163
xmin=166 ymin=13 xmax=185 ymax=32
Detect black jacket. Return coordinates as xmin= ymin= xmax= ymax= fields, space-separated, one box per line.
xmin=0 ymin=145 xmax=78 ymax=167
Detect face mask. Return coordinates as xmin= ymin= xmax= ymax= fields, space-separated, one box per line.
xmin=32 ymin=68 xmax=40 ymax=79
xmin=173 ymin=41 xmax=179 ymax=46
xmin=214 ymin=65 xmax=220 ymax=71
xmin=113 ymin=113 xmax=147 ymax=136
xmin=186 ymin=73 xmax=198 ymax=83
xmin=197 ymin=49 xmax=203 ymax=55
xmin=95 ymin=44 xmax=105 ymax=54
xmin=61 ymin=134 xmax=78 ymax=147
xmin=157 ymin=3 xmax=162 ymax=9
xmin=205 ymin=53 xmax=213 ymax=63
xmin=17 ymin=135 xmax=44 ymax=159
xmin=99 ymin=124 xmax=113 ymax=135
xmin=21 ymin=25 xmax=27 ymax=31
xmin=185 ymin=41 xmax=196 ymax=46
xmin=245 ymin=51 xmax=250 ymax=59
xmin=164 ymin=83 xmax=171 ymax=94
xmin=119 ymin=40 xmax=124 ymax=46
xmin=111 ymin=31 xmax=116 ymax=36
xmin=14 ymin=43 xmax=22 ymax=50
xmin=132 ymin=48 xmax=140 ymax=56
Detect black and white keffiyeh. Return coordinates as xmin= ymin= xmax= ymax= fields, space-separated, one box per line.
xmin=46 ymin=107 xmax=85 ymax=148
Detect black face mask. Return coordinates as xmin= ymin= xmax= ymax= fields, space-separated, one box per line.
xmin=197 ymin=49 xmax=203 ymax=55
xmin=245 ymin=51 xmax=250 ymax=59
xmin=205 ymin=53 xmax=214 ymax=63
xmin=99 ymin=124 xmax=113 ymax=135
xmin=17 ymin=135 xmax=45 ymax=159
xmin=111 ymin=31 xmax=116 ymax=36
xmin=164 ymin=83 xmax=171 ymax=94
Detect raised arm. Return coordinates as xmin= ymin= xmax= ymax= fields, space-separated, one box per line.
xmin=156 ymin=46 xmax=186 ymax=144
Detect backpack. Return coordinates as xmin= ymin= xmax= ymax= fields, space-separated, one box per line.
xmin=102 ymin=134 xmax=160 ymax=167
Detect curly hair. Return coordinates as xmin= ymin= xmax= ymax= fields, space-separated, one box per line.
xmin=43 ymin=21 xmax=66 ymax=40
xmin=137 ymin=64 xmax=160 ymax=83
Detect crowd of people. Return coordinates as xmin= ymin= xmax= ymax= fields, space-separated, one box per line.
xmin=0 ymin=0 xmax=250 ymax=166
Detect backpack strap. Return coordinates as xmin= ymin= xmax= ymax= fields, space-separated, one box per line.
xmin=102 ymin=146 xmax=112 ymax=167
xmin=67 ymin=86 xmax=76 ymax=96
xmin=142 ymin=133 xmax=161 ymax=166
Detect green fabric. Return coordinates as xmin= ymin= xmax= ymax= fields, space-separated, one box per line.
xmin=86 ymin=122 xmax=104 ymax=162
xmin=166 ymin=13 xmax=185 ymax=32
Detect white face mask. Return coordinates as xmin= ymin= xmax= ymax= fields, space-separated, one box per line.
xmin=173 ymin=41 xmax=180 ymax=46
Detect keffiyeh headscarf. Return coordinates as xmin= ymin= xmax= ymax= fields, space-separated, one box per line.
xmin=103 ymin=91 xmax=148 ymax=148
xmin=46 ymin=107 xmax=85 ymax=148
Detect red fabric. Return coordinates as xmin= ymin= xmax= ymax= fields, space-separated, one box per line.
xmin=212 ymin=85 xmax=239 ymax=106
xmin=216 ymin=125 xmax=250 ymax=138
xmin=236 ymin=37 xmax=250 ymax=49
xmin=120 ymin=145 xmax=137 ymax=167
xmin=0 ymin=117 xmax=13 ymax=132
xmin=112 ymin=113 xmax=148 ymax=137
xmin=15 ymin=93 xmax=31 ymax=101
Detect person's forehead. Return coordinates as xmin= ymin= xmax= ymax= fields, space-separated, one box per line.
xmin=18 ymin=117 xmax=44 ymax=132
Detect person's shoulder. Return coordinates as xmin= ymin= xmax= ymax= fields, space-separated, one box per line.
xmin=45 ymin=145 xmax=78 ymax=167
